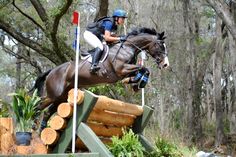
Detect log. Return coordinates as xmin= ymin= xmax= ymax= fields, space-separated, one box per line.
xmin=67 ymin=89 xmax=84 ymax=105
xmin=0 ymin=117 xmax=13 ymax=134
xmin=49 ymin=115 xmax=67 ymax=130
xmin=76 ymin=137 xmax=112 ymax=150
xmin=41 ymin=128 xmax=59 ymax=145
xmin=87 ymin=122 xmax=123 ymax=137
xmin=16 ymin=146 xmax=32 ymax=155
xmin=75 ymin=137 xmax=87 ymax=150
xmin=31 ymin=140 xmax=48 ymax=154
xmin=88 ymin=109 xmax=135 ymax=127
xmin=57 ymin=103 xmax=73 ymax=118
xmin=94 ymin=96 xmax=143 ymax=116
xmin=31 ymin=132 xmax=48 ymax=154
xmin=0 ymin=117 xmax=13 ymax=152
xmin=0 ymin=126 xmax=7 ymax=152
xmin=1 ymin=132 xmax=14 ymax=155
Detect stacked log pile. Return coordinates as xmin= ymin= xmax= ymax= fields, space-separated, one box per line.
xmin=0 ymin=118 xmax=47 ymax=155
xmin=0 ymin=118 xmax=14 ymax=155
xmin=41 ymin=89 xmax=143 ymax=151
xmin=41 ymin=90 xmax=85 ymax=148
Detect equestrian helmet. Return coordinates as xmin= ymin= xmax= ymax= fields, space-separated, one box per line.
xmin=113 ymin=9 xmax=127 ymax=18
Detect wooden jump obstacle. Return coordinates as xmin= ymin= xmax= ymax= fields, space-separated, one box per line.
xmin=39 ymin=89 xmax=154 ymax=157
xmin=0 ymin=89 xmax=154 ymax=157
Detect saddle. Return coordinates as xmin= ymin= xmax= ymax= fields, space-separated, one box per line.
xmin=80 ymin=45 xmax=109 ymax=63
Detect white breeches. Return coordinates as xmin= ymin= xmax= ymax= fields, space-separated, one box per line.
xmin=83 ymin=30 xmax=104 ymax=50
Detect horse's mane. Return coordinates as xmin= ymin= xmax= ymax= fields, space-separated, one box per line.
xmin=128 ymin=27 xmax=157 ymax=36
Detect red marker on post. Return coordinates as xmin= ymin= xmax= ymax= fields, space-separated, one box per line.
xmin=72 ymin=11 xmax=79 ymax=25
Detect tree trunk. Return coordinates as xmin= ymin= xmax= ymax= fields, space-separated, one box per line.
xmin=228 ymin=1 xmax=236 ymax=134
xmin=183 ymin=0 xmax=203 ymax=142
xmin=228 ymin=33 xmax=236 ymax=134
xmin=16 ymin=45 xmax=23 ymax=90
xmin=214 ymin=17 xmax=226 ymax=146
xmin=94 ymin=0 xmax=108 ymax=21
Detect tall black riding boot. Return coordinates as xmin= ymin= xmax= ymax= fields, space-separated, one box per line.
xmin=90 ymin=47 xmax=102 ymax=73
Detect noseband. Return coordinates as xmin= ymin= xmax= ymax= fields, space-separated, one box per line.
xmin=151 ymin=40 xmax=168 ymax=64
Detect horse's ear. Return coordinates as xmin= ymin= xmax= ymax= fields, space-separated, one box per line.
xmin=160 ymin=31 xmax=165 ymax=37
xmin=158 ymin=31 xmax=166 ymax=40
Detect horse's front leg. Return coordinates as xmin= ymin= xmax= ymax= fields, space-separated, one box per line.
xmin=121 ymin=65 xmax=149 ymax=83
xmin=138 ymin=70 xmax=150 ymax=88
xmin=128 ymin=69 xmax=150 ymax=89
xmin=120 ymin=64 xmax=150 ymax=89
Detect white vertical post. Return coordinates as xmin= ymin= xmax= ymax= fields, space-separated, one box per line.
xmin=72 ymin=11 xmax=80 ymax=153
xmin=141 ymin=51 xmax=146 ymax=107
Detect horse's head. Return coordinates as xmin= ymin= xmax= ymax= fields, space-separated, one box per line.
xmin=126 ymin=28 xmax=169 ymax=69
xmin=148 ymin=31 xmax=169 ymax=69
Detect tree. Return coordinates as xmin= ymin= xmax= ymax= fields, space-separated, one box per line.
xmin=205 ymin=0 xmax=236 ymax=145
xmin=205 ymin=0 xmax=236 ymax=41
xmin=0 ymin=0 xmax=75 ymax=65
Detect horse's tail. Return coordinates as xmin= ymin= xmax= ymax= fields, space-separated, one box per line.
xmin=29 ymin=69 xmax=52 ymax=96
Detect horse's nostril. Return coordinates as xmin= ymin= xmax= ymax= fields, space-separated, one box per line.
xmin=164 ymin=64 xmax=168 ymax=68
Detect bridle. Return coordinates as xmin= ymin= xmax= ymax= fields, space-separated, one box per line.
xmin=153 ymin=41 xmax=168 ymax=65
xmin=126 ymin=38 xmax=167 ymax=65
xmin=112 ymin=33 xmax=167 ymax=66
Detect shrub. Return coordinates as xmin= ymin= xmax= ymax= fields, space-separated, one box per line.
xmin=9 ymin=89 xmax=41 ymax=132
xmin=0 ymin=99 xmax=10 ymax=117
xmin=145 ymin=135 xmax=183 ymax=157
xmin=108 ymin=129 xmax=145 ymax=157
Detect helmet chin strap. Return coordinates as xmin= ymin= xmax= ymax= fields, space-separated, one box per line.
xmin=114 ymin=17 xmax=119 ymax=24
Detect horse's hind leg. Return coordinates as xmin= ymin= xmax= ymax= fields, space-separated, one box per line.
xmin=32 ymin=97 xmax=54 ymax=131
xmin=39 ymin=104 xmax=57 ymax=132
xmin=39 ymin=92 xmax=69 ymax=132
xmin=37 ymin=97 xmax=54 ymax=110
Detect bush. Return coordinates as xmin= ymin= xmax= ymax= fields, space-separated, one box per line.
xmin=9 ymin=89 xmax=41 ymax=132
xmin=108 ymin=129 xmax=145 ymax=157
xmin=145 ymin=135 xmax=183 ymax=157
xmin=0 ymin=99 xmax=10 ymax=117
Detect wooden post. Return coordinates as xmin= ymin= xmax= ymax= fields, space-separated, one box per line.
xmin=132 ymin=105 xmax=154 ymax=151
xmin=132 ymin=105 xmax=154 ymax=133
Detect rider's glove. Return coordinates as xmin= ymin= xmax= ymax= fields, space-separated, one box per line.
xmin=119 ymin=35 xmax=127 ymax=42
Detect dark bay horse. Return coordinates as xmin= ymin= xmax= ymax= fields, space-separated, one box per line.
xmin=33 ymin=27 xmax=169 ymax=129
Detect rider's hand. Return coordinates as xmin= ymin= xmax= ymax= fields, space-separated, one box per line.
xmin=119 ymin=35 xmax=127 ymax=42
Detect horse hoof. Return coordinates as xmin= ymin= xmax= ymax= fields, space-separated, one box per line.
xmin=132 ymin=84 xmax=139 ymax=92
xmin=139 ymin=81 xmax=147 ymax=88
xmin=39 ymin=120 xmax=47 ymax=132
xmin=138 ymin=75 xmax=148 ymax=88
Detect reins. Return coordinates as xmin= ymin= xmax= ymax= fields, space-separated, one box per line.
xmin=112 ymin=39 xmax=144 ymax=63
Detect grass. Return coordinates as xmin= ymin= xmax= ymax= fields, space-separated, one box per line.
xmin=143 ymin=124 xmax=198 ymax=157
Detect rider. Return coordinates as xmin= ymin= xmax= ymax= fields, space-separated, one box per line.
xmin=83 ymin=9 xmax=128 ymax=73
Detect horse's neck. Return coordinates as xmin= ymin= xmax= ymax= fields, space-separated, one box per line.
xmin=127 ymin=35 xmax=154 ymax=51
